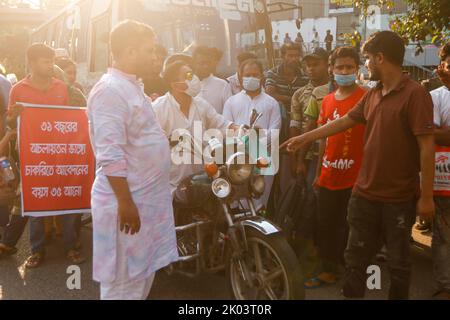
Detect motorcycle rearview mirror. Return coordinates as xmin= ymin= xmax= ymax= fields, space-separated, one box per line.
xmin=249 ymin=109 xmax=263 ymax=129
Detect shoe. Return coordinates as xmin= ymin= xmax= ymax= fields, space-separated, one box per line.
xmin=67 ymin=250 xmax=86 ymax=265
xmin=25 ymin=252 xmax=46 ymax=268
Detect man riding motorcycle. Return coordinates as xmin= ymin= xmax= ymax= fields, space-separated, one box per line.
xmin=152 ymin=60 xmax=240 ymax=194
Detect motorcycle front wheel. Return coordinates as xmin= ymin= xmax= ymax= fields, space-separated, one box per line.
xmin=226 ymin=228 xmax=305 ymax=300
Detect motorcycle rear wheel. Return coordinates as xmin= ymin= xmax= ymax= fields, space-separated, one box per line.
xmin=226 ymin=228 xmax=304 ymax=300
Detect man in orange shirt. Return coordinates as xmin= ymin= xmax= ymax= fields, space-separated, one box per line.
xmin=0 ymin=44 xmax=84 ymax=267
xmin=312 ymin=47 xmax=366 ymax=285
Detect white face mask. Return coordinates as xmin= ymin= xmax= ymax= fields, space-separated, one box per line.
xmin=242 ymin=77 xmax=261 ymax=92
xmin=184 ymin=75 xmax=201 ymax=97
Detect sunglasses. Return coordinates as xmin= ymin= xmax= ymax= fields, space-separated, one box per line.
xmin=185 ymin=71 xmax=194 ymax=81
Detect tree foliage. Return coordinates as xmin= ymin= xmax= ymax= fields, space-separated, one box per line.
xmin=352 ymin=0 xmax=449 ymax=51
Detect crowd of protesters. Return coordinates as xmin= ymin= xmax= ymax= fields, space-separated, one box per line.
xmin=0 ymin=19 xmax=449 ymax=300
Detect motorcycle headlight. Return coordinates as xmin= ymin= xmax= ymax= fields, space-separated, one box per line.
xmin=211 ymin=178 xmax=231 ymax=199
xmin=251 ymin=175 xmax=265 ymax=196
xmin=226 ymin=152 xmax=253 ymax=184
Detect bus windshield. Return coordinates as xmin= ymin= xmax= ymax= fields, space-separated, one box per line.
xmin=122 ymin=0 xmax=265 ymax=75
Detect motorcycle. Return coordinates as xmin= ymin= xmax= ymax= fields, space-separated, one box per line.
xmin=167 ymin=110 xmax=304 ymax=300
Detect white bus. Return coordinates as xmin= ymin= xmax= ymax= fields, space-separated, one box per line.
xmin=31 ymin=0 xmax=269 ymax=92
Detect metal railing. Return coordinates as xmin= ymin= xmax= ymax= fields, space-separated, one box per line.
xmin=403 ymin=59 xmax=436 ymax=82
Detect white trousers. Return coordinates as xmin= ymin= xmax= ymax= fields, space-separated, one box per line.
xmin=99 ymin=229 xmax=156 ymax=300
xmin=100 ymin=272 xmax=155 ymax=300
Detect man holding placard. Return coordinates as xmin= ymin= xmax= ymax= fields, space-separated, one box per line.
xmin=0 ymin=44 xmax=86 ymax=266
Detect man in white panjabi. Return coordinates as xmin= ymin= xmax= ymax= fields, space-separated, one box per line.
xmin=223 ymin=59 xmax=281 ymax=209
xmin=153 ymin=61 xmax=240 ymax=194
xmin=192 ymin=46 xmax=232 ymax=114
xmin=226 ymin=52 xmax=258 ymax=95
xmin=87 ymin=20 xmax=178 ymax=300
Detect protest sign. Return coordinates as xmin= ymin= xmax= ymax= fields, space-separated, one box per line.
xmin=18 ymin=103 xmax=95 ymax=217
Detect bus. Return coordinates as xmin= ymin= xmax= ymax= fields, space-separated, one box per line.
xmin=30 ymin=0 xmax=271 ymax=92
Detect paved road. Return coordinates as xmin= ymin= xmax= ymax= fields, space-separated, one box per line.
xmin=0 ymin=224 xmax=435 ymax=300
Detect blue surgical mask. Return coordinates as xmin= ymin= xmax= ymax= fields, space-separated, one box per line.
xmin=334 ymin=74 xmax=357 ymax=87
xmin=242 ymin=77 xmax=261 ymax=92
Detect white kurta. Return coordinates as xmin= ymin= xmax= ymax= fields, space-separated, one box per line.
xmin=152 ymin=92 xmax=232 ymax=194
xmin=87 ymin=68 xmax=178 ymax=285
xmin=223 ymin=90 xmax=282 ymax=209
xmin=199 ymin=74 xmax=232 ymax=114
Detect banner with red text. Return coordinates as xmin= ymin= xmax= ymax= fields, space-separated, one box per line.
xmin=18 ymin=104 xmax=95 ymax=217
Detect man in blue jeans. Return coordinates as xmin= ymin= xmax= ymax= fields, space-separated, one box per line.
xmin=1 ymin=43 xmax=85 ymax=267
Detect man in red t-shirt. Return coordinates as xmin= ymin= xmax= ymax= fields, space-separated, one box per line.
xmin=0 ymin=44 xmax=85 ymax=268
xmin=312 ymin=47 xmax=366 ymax=285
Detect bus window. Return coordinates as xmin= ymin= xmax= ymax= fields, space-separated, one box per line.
xmin=90 ymin=13 xmax=110 ymax=73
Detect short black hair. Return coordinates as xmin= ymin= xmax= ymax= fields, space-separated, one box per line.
xmin=439 ymin=42 xmax=450 ymax=62
xmin=237 ymin=52 xmax=257 ymax=65
xmin=164 ymin=53 xmax=193 ymax=68
xmin=362 ymin=31 xmax=405 ymax=66
xmin=240 ymin=59 xmax=264 ymax=75
xmin=330 ymin=46 xmax=360 ymax=67
xmin=55 ymin=57 xmax=76 ymax=70
xmin=162 ymin=61 xmax=188 ymax=86
xmin=193 ymin=46 xmax=223 ymax=62
xmin=27 ymin=43 xmax=55 ymax=62
xmin=280 ymin=43 xmax=302 ymax=56
xmin=110 ymin=20 xmax=155 ymax=58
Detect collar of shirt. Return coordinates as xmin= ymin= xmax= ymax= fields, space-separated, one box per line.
xmin=276 ymin=63 xmax=303 ymax=78
xmin=375 ymin=74 xmax=410 ymax=95
xmin=167 ymin=92 xmax=183 ymax=111
xmin=167 ymin=92 xmax=198 ymax=122
xmin=21 ymin=75 xmax=61 ymax=90
xmin=201 ymin=74 xmax=214 ymax=84
xmin=108 ymin=68 xmax=142 ymax=86
xmin=227 ymin=73 xmax=239 ymax=82
xmin=243 ymin=90 xmax=264 ymax=100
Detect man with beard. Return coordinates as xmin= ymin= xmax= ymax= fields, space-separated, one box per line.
xmin=143 ymin=44 xmax=168 ymax=100
xmin=87 ymin=20 xmax=178 ymax=299
xmin=282 ymin=31 xmax=435 ymax=299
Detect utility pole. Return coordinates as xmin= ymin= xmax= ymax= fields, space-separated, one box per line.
xmin=262 ymin=0 xmax=275 ymax=68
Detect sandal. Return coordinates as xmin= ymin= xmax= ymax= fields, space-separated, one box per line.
xmin=317 ymin=272 xmax=338 ymax=285
xmin=67 ymin=250 xmax=86 ymax=265
xmin=0 ymin=244 xmax=18 ymax=259
xmin=304 ymin=277 xmax=323 ymax=289
xmin=25 ymin=252 xmax=45 ymax=268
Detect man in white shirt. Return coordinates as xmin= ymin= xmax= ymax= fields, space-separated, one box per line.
xmin=226 ymin=52 xmax=257 ymax=95
xmin=153 ymin=61 xmax=239 ymax=194
xmin=431 ymin=42 xmax=450 ymax=300
xmin=192 ymin=46 xmax=232 ymax=114
xmin=87 ymin=20 xmax=178 ymax=300
xmin=223 ymin=59 xmax=281 ymax=209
